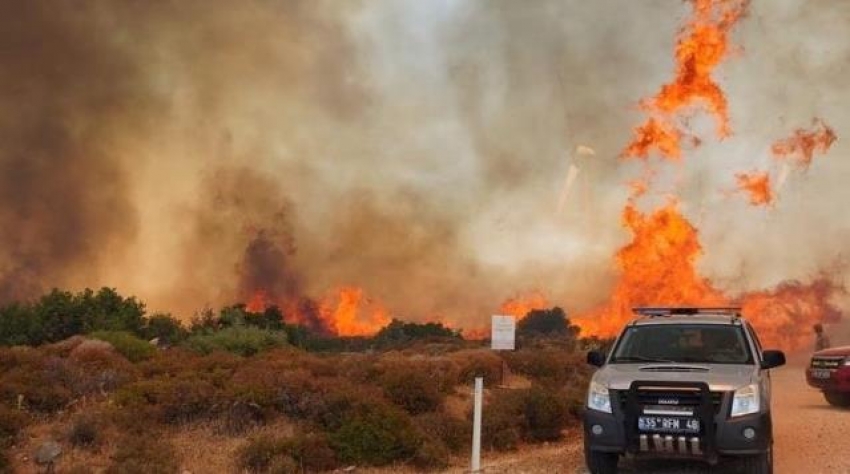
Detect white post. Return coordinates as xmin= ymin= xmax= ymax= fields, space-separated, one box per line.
xmin=471 ymin=376 xmax=483 ymax=473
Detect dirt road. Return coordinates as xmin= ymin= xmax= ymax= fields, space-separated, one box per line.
xmin=418 ymin=359 xmax=850 ymax=474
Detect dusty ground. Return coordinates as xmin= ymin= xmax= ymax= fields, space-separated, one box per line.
xmin=402 ymin=356 xmax=850 ymax=474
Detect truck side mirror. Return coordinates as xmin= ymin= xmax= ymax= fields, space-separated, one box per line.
xmin=587 ymin=350 xmax=606 ymax=367
xmin=762 ymin=350 xmax=786 ymax=370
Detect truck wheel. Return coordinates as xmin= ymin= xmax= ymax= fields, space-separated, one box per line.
xmin=824 ymin=391 xmax=850 ymax=407
xmin=584 ymin=445 xmax=618 ymax=474
xmin=740 ymin=445 xmax=772 ymax=474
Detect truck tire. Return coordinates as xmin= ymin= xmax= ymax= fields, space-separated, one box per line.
xmin=824 ymin=391 xmax=850 ymax=407
xmin=740 ymin=445 xmax=772 ymax=474
xmin=584 ymin=445 xmax=618 ymax=474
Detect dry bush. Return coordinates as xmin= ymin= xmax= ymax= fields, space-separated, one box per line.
xmin=481 ymin=389 xmax=525 ymax=451
xmin=216 ymin=400 xmax=269 ymax=436
xmin=66 ymin=340 xmax=137 ymax=396
xmin=0 ymin=352 xmax=74 ymax=413
xmin=0 ymin=406 xmax=28 ymax=447
xmin=67 ymin=412 xmax=103 ymax=449
xmin=61 ymin=465 xmax=92 ymax=474
xmin=479 ymin=385 xmax=572 ymax=450
xmin=236 ymin=432 xmax=336 ymax=474
xmin=41 ymin=335 xmax=88 ymax=357
xmin=373 ymin=354 xmax=460 ymax=395
xmin=413 ymin=411 xmax=470 ymax=454
xmin=106 ymin=434 xmax=181 ymax=474
xmin=335 ymin=353 xmax=380 ymax=383
xmin=236 ymin=435 xmax=286 ymax=473
xmin=411 ymin=434 xmax=450 ymax=471
xmin=378 ymin=364 xmax=445 ymax=415
xmin=0 ymin=449 xmax=9 ymax=474
xmin=447 ymin=349 xmax=503 ymax=386
xmin=114 ymin=375 xmax=223 ymax=425
xmin=503 ymin=348 xmax=589 ymax=386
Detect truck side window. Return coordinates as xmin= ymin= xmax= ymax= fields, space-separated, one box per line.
xmin=745 ymin=323 xmax=764 ymax=361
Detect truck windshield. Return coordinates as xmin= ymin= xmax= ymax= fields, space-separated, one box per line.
xmin=609 ymin=324 xmax=753 ymax=365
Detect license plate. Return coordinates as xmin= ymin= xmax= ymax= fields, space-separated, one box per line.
xmin=812 ymin=368 xmax=832 ymax=379
xmin=638 ymin=416 xmax=700 ymax=434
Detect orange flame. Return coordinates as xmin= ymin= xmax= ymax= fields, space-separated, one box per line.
xmin=576 ymin=200 xmax=725 ymax=336
xmin=741 ymin=277 xmax=842 ymax=350
xmin=575 ymin=201 xmax=840 ymax=349
xmin=243 ymin=286 xmax=391 ymax=337
xmin=623 ymin=118 xmax=684 ymax=160
xmin=319 ymin=286 xmax=391 ymax=337
xmin=245 ymin=289 xmax=271 ymax=313
xmin=623 ymin=0 xmax=749 ymax=160
xmin=771 ymin=119 xmax=837 ymax=168
xmin=735 ymin=171 xmax=773 ymax=206
xmin=500 ymin=290 xmax=550 ymax=320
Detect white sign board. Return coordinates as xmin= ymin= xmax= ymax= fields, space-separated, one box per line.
xmin=491 ymin=315 xmax=516 ymax=350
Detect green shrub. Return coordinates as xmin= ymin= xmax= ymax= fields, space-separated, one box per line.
xmin=517 ymin=307 xmax=580 ymax=342
xmin=184 ymin=327 xmax=287 ymax=356
xmin=329 ymin=402 xmax=421 ymax=466
xmin=142 ymin=314 xmax=188 ymax=345
xmin=106 ymin=434 xmax=180 ymax=474
xmin=522 ymin=385 xmax=569 ymax=441
xmin=89 ymin=331 xmax=155 ymax=363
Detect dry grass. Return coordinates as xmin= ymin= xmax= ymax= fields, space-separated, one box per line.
xmin=172 ymin=418 xmax=297 ymax=473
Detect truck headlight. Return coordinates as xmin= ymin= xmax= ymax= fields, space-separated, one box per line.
xmin=730 ymin=384 xmax=760 ymax=417
xmin=843 ymin=358 xmax=850 ymax=366
xmin=587 ymin=381 xmax=612 ymax=414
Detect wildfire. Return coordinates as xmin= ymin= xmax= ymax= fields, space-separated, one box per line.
xmin=623 ymin=118 xmax=684 ymax=160
xmin=243 ymin=286 xmax=391 ymax=337
xmin=319 ymin=287 xmax=391 ymax=337
xmin=576 ymin=200 xmax=725 ymax=336
xmin=741 ymin=277 xmax=843 ymax=350
xmin=623 ymin=0 xmax=749 ymax=160
xmin=577 ymin=0 xmax=841 ymax=350
xmin=245 ymin=289 xmax=271 ymax=313
xmin=772 ymin=119 xmax=837 ymax=168
xmin=500 ymin=290 xmax=550 ymax=320
xmin=735 ymin=171 xmax=773 ymax=206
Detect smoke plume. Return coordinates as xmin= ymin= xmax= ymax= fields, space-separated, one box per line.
xmin=1 ymin=1 xmax=848 ymax=335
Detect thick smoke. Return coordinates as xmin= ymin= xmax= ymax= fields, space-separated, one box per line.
xmin=0 ymin=2 xmax=155 ymax=301
xmin=2 ymin=1 xmax=848 ymax=332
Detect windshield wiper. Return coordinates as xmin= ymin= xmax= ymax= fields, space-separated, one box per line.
xmin=612 ymin=356 xmax=677 ymax=363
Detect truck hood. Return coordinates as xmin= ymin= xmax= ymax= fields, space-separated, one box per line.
xmin=813 ymin=346 xmax=850 ymax=357
xmin=593 ymin=363 xmax=756 ymax=392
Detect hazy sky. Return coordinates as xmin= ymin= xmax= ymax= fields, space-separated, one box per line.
xmin=1 ymin=0 xmax=847 ymax=327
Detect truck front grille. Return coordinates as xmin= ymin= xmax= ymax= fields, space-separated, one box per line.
xmin=613 ymin=389 xmax=725 ymax=414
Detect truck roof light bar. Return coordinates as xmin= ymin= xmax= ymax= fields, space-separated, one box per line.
xmin=632 ymin=307 xmax=742 ymax=318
